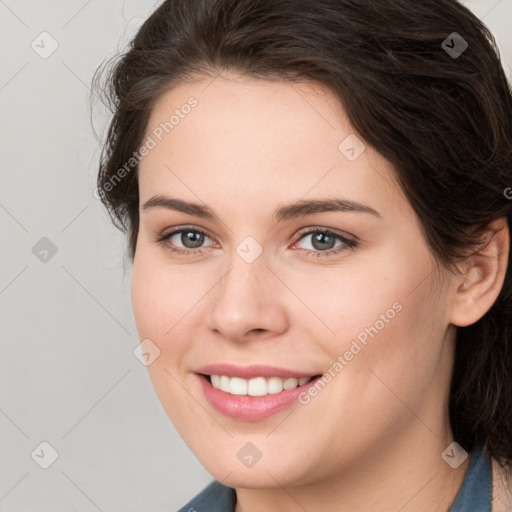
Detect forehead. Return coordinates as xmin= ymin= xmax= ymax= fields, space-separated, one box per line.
xmin=138 ymin=74 xmax=404 ymax=221
xmin=145 ymin=73 xmax=349 ymax=154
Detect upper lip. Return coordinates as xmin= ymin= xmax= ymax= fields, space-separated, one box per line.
xmin=195 ymin=363 xmax=320 ymax=379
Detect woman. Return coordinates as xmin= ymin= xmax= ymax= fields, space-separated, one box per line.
xmin=92 ymin=0 xmax=512 ymax=510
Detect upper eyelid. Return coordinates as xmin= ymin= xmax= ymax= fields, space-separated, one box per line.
xmin=296 ymin=226 xmax=353 ymax=238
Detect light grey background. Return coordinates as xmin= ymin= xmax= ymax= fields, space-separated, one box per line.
xmin=1 ymin=1 xmax=511 ymax=511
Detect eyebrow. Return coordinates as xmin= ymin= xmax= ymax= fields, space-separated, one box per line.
xmin=141 ymin=195 xmax=382 ymax=222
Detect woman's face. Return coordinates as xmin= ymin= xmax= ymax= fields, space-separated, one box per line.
xmin=132 ymin=73 xmax=459 ymax=488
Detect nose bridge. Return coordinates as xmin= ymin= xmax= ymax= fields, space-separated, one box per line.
xmin=218 ymin=232 xmax=270 ymax=299
xmin=214 ymin=250 xmax=268 ymax=316
xmin=206 ymin=246 xmax=288 ymax=340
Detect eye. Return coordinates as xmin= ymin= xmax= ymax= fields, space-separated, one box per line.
xmin=154 ymin=226 xmax=357 ymax=259
xmin=154 ymin=226 xmax=216 ymax=256
xmin=293 ymin=228 xmax=357 ymax=257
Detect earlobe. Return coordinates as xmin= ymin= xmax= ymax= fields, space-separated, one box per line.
xmin=449 ymin=217 xmax=510 ymax=327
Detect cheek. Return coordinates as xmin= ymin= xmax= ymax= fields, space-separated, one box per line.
xmin=280 ymin=258 xmax=406 ymax=353
xmin=131 ymin=250 xmax=206 ymax=350
xmin=283 ymin=264 xmax=448 ymax=460
xmin=287 ymin=248 xmax=446 ymax=390
xmin=131 ymin=253 xmax=207 ymax=429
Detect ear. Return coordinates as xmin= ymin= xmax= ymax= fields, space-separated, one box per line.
xmin=449 ymin=217 xmax=510 ymax=327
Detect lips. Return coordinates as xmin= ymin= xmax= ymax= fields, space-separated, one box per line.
xmin=195 ymin=363 xmax=319 ymax=379
xmin=195 ymin=363 xmax=322 ymax=420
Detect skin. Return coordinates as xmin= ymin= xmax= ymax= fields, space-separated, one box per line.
xmin=130 ymin=72 xmax=510 ymax=512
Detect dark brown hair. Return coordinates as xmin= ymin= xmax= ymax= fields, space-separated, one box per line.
xmin=92 ymin=0 xmax=512 ymax=469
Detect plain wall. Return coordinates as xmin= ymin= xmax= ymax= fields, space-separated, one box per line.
xmin=1 ymin=0 xmax=511 ymax=510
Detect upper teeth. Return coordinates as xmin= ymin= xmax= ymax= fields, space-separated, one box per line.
xmin=209 ymin=375 xmax=313 ymax=396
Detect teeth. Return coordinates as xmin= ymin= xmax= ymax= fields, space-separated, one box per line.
xmin=219 ymin=375 xmax=230 ymax=393
xmin=211 ymin=375 xmax=221 ymax=389
xmin=247 ymin=377 xmax=267 ymax=396
xmin=267 ymin=376 xmax=284 ymax=394
xmin=283 ymin=377 xmax=298 ymax=390
xmin=230 ymin=377 xmax=247 ymax=395
xmin=209 ymin=375 xmax=314 ymax=396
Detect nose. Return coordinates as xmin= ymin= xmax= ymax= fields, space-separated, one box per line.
xmin=206 ymin=251 xmax=289 ymax=342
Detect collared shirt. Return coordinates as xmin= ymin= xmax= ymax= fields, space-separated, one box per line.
xmin=448 ymin=444 xmax=492 ymax=511
xmin=176 ymin=445 xmax=492 ymax=512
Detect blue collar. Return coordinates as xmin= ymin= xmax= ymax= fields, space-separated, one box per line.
xmin=448 ymin=445 xmax=493 ymax=512
xmin=177 ymin=480 xmax=236 ymax=512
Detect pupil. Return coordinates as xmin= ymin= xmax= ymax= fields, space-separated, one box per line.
xmin=313 ymin=233 xmax=335 ymax=251
xmin=182 ymin=231 xmax=204 ymax=249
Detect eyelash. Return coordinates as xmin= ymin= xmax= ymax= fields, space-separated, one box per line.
xmin=154 ymin=227 xmax=358 ymax=259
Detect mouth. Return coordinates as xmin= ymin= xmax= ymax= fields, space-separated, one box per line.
xmin=196 ymin=371 xmax=323 ymax=421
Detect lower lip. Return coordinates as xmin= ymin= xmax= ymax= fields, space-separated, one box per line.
xmin=197 ymin=374 xmax=322 ymax=421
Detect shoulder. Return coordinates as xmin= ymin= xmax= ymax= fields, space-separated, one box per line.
xmin=176 ymin=480 xmax=236 ymax=512
xmin=491 ymin=457 xmax=512 ymax=512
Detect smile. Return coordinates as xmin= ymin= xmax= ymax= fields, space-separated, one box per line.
xmin=208 ymin=374 xmax=315 ymax=396
xmin=195 ymin=365 xmax=323 ymax=421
